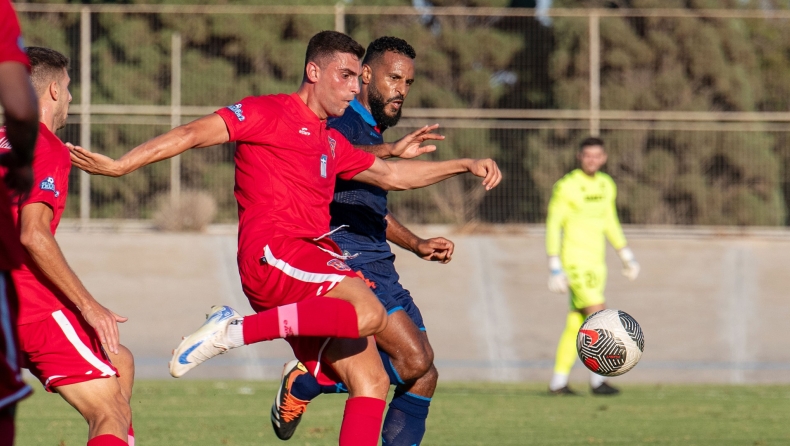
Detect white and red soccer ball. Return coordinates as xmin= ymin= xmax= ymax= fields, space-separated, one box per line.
xmin=577 ymin=309 xmax=644 ymax=377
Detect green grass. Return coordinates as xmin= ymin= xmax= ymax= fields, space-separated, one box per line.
xmin=15 ymin=381 xmax=790 ymax=445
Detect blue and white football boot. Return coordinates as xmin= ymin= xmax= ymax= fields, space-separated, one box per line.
xmin=169 ymin=305 xmax=243 ymax=378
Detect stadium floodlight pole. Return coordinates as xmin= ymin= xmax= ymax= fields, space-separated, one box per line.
xmin=79 ymin=6 xmax=91 ymax=225
xmin=589 ymin=10 xmax=600 ymax=137
xmin=335 ymin=2 xmax=346 ymax=33
xmin=170 ymin=32 xmax=182 ymax=206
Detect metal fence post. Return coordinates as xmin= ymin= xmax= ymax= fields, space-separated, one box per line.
xmin=589 ymin=10 xmax=600 ymax=137
xmin=335 ymin=2 xmax=346 ymax=33
xmin=170 ymin=32 xmax=182 ymax=206
xmin=79 ymin=7 xmax=91 ymax=224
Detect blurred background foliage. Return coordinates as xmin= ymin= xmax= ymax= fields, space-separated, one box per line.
xmin=15 ymin=0 xmax=790 ymax=226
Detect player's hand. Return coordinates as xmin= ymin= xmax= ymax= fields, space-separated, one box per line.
xmin=547 ymin=256 xmax=568 ymax=294
xmin=68 ymin=143 xmax=124 ymax=177
xmin=0 ymin=152 xmax=33 ymax=196
xmin=80 ymin=302 xmax=128 ymax=354
xmin=548 ymin=271 xmax=568 ymax=294
xmin=467 ymin=158 xmax=502 ymax=190
xmin=390 ymin=124 xmax=444 ymax=159
xmin=415 ymin=237 xmax=455 ymax=263
xmin=618 ymin=247 xmax=640 ymax=281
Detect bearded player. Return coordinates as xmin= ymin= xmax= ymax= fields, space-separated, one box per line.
xmin=270 ymin=37 xmax=449 ymax=446
xmin=546 ymin=137 xmax=639 ymax=396
xmin=3 ymin=47 xmax=135 ymax=446
xmin=70 ymin=31 xmax=501 ymax=446
xmin=0 ymin=1 xmax=39 ymax=443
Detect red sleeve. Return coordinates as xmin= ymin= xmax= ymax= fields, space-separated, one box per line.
xmin=215 ymin=96 xmax=277 ymax=144
xmin=0 ymin=0 xmax=30 ymax=69
xmin=332 ymin=130 xmax=376 ymax=180
xmin=19 ymin=140 xmax=58 ymax=211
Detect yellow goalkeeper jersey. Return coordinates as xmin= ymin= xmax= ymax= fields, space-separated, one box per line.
xmin=545 ymin=169 xmax=627 ymax=265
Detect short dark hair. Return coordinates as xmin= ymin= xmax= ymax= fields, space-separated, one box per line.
xmin=362 ymin=36 xmax=416 ymax=66
xmin=579 ymin=137 xmax=605 ymax=152
xmin=305 ymin=31 xmax=365 ymax=70
xmin=27 ymin=47 xmax=69 ymax=96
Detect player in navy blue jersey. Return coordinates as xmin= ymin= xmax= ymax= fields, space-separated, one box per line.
xmin=270 ymin=37 xmax=452 ymax=446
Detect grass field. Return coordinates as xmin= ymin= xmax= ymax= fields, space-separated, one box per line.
xmin=15 ymin=380 xmax=790 ymax=445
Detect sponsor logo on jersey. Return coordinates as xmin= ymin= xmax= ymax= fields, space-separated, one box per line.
xmin=40 ymin=177 xmax=56 ymax=193
xmin=0 ymin=136 xmax=10 ymax=150
xmin=226 ymin=103 xmax=245 ymax=121
xmin=585 ymin=195 xmax=604 ymax=201
xmin=320 ymin=154 xmax=328 ymax=178
xmin=281 ymin=319 xmax=295 ymax=337
xmin=327 ymin=258 xmax=351 ymax=271
xmin=299 ymin=127 xmax=311 ymax=136
xmin=328 ymin=136 xmax=336 ymax=158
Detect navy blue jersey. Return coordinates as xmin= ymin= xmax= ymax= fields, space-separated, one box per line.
xmin=328 ymin=99 xmax=392 ymax=261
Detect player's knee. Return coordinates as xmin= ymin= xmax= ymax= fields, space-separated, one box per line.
xmin=357 ymin=301 xmax=388 ymax=337
xmin=349 ymin=362 xmax=391 ymax=399
xmin=399 ymin=350 xmax=434 ymax=381
xmin=421 ymin=364 xmax=439 ymax=388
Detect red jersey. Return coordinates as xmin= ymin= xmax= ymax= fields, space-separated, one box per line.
xmin=215 ymin=93 xmax=375 ymax=260
xmin=0 ymin=0 xmax=30 ymax=272
xmin=0 ymin=123 xmax=72 ymax=324
xmin=0 ymin=0 xmax=29 ymax=69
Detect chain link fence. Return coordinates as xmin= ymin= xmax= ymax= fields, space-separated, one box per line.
xmin=14 ymin=3 xmax=790 ymax=226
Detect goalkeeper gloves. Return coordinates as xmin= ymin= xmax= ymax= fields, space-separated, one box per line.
xmin=547 ymin=256 xmax=568 ymax=294
xmin=618 ymin=247 xmax=640 ymax=281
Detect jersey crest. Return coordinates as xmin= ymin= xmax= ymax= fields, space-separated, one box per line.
xmin=327 ymin=258 xmax=351 ymax=271
xmin=328 ymin=136 xmax=336 ymax=158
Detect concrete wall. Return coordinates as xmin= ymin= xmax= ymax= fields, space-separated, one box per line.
xmin=53 ymin=223 xmax=790 ymax=384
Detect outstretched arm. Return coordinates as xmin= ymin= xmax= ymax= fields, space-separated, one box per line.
xmin=353 ymin=124 xmax=445 ymax=159
xmin=69 ymin=113 xmax=230 ymax=177
xmin=386 ymin=212 xmax=454 ymax=263
xmin=0 ymin=62 xmax=38 ymax=194
xmin=19 ymin=203 xmax=127 ymax=354
xmin=352 ymin=157 xmax=501 ymax=191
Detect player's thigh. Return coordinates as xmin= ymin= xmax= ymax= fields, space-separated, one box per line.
xmin=324 ymin=337 xmax=388 ymax=400
xmin=566 ymin=264 xmax=607 ymax=311
xmin=376 ymin=310 xmax=433 ymax=370
xmin=324 ymin=277 xmax=387 ymax=335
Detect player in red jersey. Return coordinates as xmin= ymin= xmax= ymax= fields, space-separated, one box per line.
xmin=0 ymin=1 xmax=39 ymax=443
xmin=2 ymin=47 xmax=135 ymax=446
xmin=70 ymin=31 xmax=501 ymax=445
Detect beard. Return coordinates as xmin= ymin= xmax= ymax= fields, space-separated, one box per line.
xmin=54 ymin=102 xmax=69 ymax=130
xmin=368 ymin=83 xmax=403 ymax=130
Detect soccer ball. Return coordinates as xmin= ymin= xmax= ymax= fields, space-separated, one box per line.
xmin=577 ymin=309 xmax=644 ymax=377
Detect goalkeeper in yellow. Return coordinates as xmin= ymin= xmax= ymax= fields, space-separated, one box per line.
xmin=545 ymin=137 xmax=639 ymax=395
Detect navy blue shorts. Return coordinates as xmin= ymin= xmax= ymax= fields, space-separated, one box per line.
xmin=348 ymin=257 xmax=425 ymax=331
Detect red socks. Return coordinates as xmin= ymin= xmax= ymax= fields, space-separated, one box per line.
xmin=339 ymin=396 xmax=386 ymax=446
xmin=242 ymin=297 xmax=359 ymax=344
xmin=87 ymin=434 xmax=127 ymax=445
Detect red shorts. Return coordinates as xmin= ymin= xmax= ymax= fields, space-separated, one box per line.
xmin=19 ymin=306 xmax=118 ymax=392
xmin=0 ymin=273 xmax=32 ymax=409
xmin=239 ymin=235 xmax=358 ymax=385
